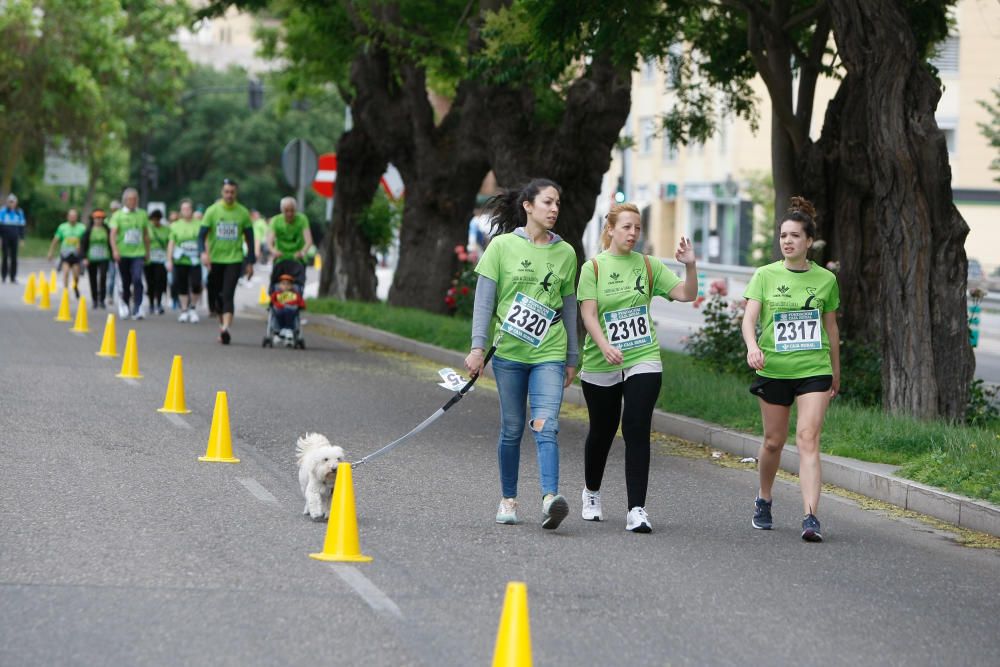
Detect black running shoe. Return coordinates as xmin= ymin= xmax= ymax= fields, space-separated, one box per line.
xmin=801 ymin=514 xmax=823 ymax=542
xmin=220 ymin=328 xmax=231 ymax=345
xmin=752 ymin=497 xmax=773 ymax=530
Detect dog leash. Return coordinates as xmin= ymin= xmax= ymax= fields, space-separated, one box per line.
xmin=352 ymin=333 xmax=504 ymax=467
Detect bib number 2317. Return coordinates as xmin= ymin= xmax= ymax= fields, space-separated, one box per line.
xmin=501 ymin=292 xmax=556 ymax=348
xmin=773 ymin=308 xmax=822 ymax=352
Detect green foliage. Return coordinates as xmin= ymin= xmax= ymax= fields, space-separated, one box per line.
xmin=444 ymin=245 xmax=479 ymax=318
xmin=838 ymin=338 xmax=883 ymax=407
xmin=978 ymin=86 xmax=1000 ymax=183
xmin=138 ymin=64 xmax=345 ymax=216
xmin=742 ymin=170 xmax=775 ymax=266
xmin=683 ymin=281 xmax=754 ymax=378
xmin=966 ymin=379 xmax=1000 ymax=428
xmin=357 ymin=192 xmax=402 ymax=253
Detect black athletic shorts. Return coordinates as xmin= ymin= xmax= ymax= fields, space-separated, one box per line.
xmin=60 ymin=254 xmax=80 ymax=267
xmin=749 ymin=374 xmax=833 ymax=407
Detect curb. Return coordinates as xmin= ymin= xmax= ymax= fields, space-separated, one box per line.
xmin=314 ymin=312 xmax=1000 ymax=538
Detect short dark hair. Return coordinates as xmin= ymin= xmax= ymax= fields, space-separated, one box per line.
xmin=222 ymin=178 xmax=238 ymax=187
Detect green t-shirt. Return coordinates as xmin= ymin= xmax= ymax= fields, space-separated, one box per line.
xmin=87 ymin=225 xmax=111 ymax=262
xmin=578 ymin=251 xmax=682 ymax=373
xmin=474 ymin=232 xmax=578 ymax=364
xmin=743 ymin=260 xmax=840 ymax=379
xmin=147 ymin=224 xmax=171 ymax=264
xmin=201 ymin=200 xmax=252 ymax=264
xmin=268 ymin=212 xmax=309 ymax=260
xmin=253 ymin=216 xmax=271 ymax=248
xmin=54 ymin=221 xmax=87 ymax=257
xmin=168 ymin=219 xmax=201 ymax=266
xmin=108 ymin=209 xmax=150 ymax=258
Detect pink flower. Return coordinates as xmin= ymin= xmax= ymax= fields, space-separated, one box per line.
xmin=709 ymin=279 xmax=728 ymax=297
xmin=454 ymin=245 xmax=466 ymax=255
xmin=457 ymin=251 xmax=468 ymax=263
xmin=447 ymin=287 xmax=457 ymax=296
xmin=445 ymin=295 xmax=457 ymax=307
xmin=460 ymin=286 xmax=469 ymax=295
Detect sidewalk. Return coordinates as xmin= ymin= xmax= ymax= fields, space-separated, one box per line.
xmin=309 ymin=311 xmax=1000 ymax=539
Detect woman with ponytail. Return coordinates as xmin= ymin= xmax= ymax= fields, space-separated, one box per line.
xmin=577 ymin=203 xmax=697 ymax=533
xmin=742 ymin=196 xmax=840 ymax=542
xmin=463 ymin=179 xmax=578 ymax=529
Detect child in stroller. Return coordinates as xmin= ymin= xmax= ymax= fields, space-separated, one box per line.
xmin=264 ymin=259 xmax=307 ymax=348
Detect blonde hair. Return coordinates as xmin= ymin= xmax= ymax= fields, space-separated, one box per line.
xmin=601 ymin=202 xmax=641 ymax=249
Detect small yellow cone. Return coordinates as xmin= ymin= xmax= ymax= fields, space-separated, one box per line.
xmin=258 ymin=285 xmax=270 ymax=305
xmin=49 ymin=269 xmax=58 ymax=294
xmin=199 ymin=391 xmax=240 ymax=463
xmin=21 ymin=274 xmax=36 ymax=304
xmin=70 ymin=296 xmax=90 ymax=333
xmin=492 ymin=582 xmax=533 ymax=667
xmin=37 ymin=274 xmax=50 ymax=308
xmin=313 ymin=253 xmax=322 ymax=270
xmin=116 ymin=329 xmax=142 ymax=379
xmin=96 ymin=314 xmax=118 ymax=357
xmin=309 ymin=463 xmax=373 ymax=562
xmin=55 ymin=289 xmax=72 ymax=322
xmin=158 ymin=355 xmax=191 ymax=414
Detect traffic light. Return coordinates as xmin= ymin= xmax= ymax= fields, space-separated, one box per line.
xmin=248 ymin=79 xmax=264 ymax=110
xmin=614 ymin=175 xmax=626 ymax=203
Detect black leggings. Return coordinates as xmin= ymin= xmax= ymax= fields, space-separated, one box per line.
xmin=144 ymin=263 xmax=167 ymax=307
xmin=1 ymin=226 xmax=19 ymax=281
xmin=173 ymin=263 xmax=202 ymax=298
xmin=582 ymin=372 xmax=663 ymax=510
xmin=207 ymin=262 xmax=242 ymax=315
xmin=118 ymin=257 xmax=145 ymax=310
xmin=87 ymin=261 xmax=109 ymax=304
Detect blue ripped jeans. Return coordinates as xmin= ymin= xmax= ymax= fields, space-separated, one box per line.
xmin=491 ymin=357 xmax=566 ymax=499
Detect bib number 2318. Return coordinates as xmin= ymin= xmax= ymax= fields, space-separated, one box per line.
xmin=603 ymin=305 xmax=652 ymax=351
xmin=501 ymin=292 xmax=556 ymax=348
xmin=773 ymin=308 xmax=822 ymax=352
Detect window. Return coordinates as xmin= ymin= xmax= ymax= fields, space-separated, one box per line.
xmin=639 ymin=117 xmax=656 ymax=155
xmin=930 ymin=35 xmax=959 ymax=74
xmin=641 ymin=57 xmax=657 ymax=84
xmin=938 ymin=117 xmax=957 ymax=155
xmin=662 ymin=130 xmax=678 ymax=164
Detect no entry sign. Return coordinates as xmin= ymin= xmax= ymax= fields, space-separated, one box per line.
xmin=312 ymin=153 xmax=337 ymax=198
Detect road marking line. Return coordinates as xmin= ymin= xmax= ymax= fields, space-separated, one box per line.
xmin=161 ymin=413 xmax=192 ymax=429
xmin=330 ymin=565 xmax=403 ymax=619
xmin=123 ymin=379 xmax=140 ymax=387
xmin=236 ymin=477 xmax=279 ymax=504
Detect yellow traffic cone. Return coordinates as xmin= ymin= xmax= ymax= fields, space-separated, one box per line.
xmin=55 ymin=288 xmax=72 ymax=322
xmin=199 ymin=391 xmax=240 ymax=463
xmin=70 ymin=296 xmax=90 ymax=333
xmin=49 ymin=269 xmax=58 ymax=293
xmin=36 ymin=273 xmax=49 ymax=307
xmin=313 ymin=253 xmax=322 ymax=270
xmin=96 ymin=314 xmax=118 ymax=357
xmin=492 ymin=582 xmax=533 ymax=667
xmin=158 ymin=355 xmax=191 ymax=414
xmin=258 ymin=285 xmax=270 ymax=305
xmin=309 ymin=463 xmax=373 ymax=562
xmin=21 ymin=274 xmax=36 ymax=304
xmin=116 ymin=329 xmax=142 ymax=379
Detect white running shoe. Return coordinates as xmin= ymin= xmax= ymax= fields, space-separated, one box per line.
xmin=582 ymin=488 xmax=603 ymax=521
xmin=188 ymin=309 xmax=200 ymax=323
xmin=117 ymin=301 xmax=130 ymax=320
xmin=177 ymin=310 xmax=190 ymax=323
xmin=625 ymin=506 xmax=652 ymax=533
xmin=496 ymin=498 xmax=518 ymax=525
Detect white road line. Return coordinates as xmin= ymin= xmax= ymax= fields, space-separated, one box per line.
xmin=123 ymin=379 xmax=140 ymax=386
xmin=160 ymin=413 xmax=192 ymax=429
xmin=331 ymin=565 xmax=403 ymax=619
xmin=236 ymin=477 xmax=279 ymax=504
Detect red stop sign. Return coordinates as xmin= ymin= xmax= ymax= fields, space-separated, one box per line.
xmin=312 ymin=153 xmax=337 ymax=198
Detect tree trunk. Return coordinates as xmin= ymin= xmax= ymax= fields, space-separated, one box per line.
xmin=486 ymin=56 xmax=633 ymax=261
xmin=1 ymin=133 xmax=23 ymax=199
xmin=826 ymin=0 xmax=973 ymax=419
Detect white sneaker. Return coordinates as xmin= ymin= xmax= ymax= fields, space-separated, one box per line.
xmin=496 ymin=498 xmax=518 ymax=525
xmin=177 ymin=310 xmax=190 ymax=323
xmin=582 ymin=488 xmax=603 ymax=521
xmin=132 ymin=308 xmax=144 ymax=321
xmin=188 ymin=309 xmax=200 ymax=323
xmin=117 ymin=301 xmax=130 ymax=320
xmin=625 ymin=506 xmax=652 ymax=533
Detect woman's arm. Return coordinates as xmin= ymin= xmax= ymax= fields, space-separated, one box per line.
xmin=668 ymin=237 xmax=698 ymax=302
xmin=581 ymin=299 xmax=623 ymax=366
xmin=464 ymin=276 xmax=497 ymax=378
xmin=824 ymin=311 xmax=840 ymax=397
xmin=742 ymin=298 xmax=765 ymax=370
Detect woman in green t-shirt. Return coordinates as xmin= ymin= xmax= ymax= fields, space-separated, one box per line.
xmin=741 ymin=196 xmax=841 ymax=543
xmin=578 ymin=203 xmax=697 ymax=533
xmin=80 ymin=209 xmax=111 ymax=309
xmin=463 ymin=179 xmax=578 ymax=530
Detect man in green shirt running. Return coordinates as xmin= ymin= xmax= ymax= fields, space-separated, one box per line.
xmin=47 ymin=208 xmax=87 ymax=298
xmin=198 ymin=178 xmax=255 ymax=344
xmin=108 ymin=188 xmax=151 ymax=320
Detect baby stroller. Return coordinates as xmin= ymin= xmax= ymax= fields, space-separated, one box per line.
xmin=263 ymin=259 xmax=307 ymax=349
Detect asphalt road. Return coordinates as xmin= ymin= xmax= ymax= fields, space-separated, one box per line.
xmin=2 ymin=269 xmax=999 ymax=666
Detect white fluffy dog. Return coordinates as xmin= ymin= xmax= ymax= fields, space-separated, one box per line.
xmin=296 ymin=433 xmax=346 ymax=521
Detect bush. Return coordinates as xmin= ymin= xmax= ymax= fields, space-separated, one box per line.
xmin=838 ymin=338 xmax=882 ymax=407
xmin=444 ymin=245 xmax=478 ymax=318
xmin=684 ymin=280 xmax=750 ymax=376
xmin=966 ymin=379 xmax=1000 ymax=428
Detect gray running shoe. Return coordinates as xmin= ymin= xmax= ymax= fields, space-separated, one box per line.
xmin=801 ymin=514 xmax=823 ymax=542
xmin=541 ymin=494 xmax=569 ymax=530
xmin=496 ymin=498 xmax=518 ymax=525
xmin=752 ymin=497 xmax=773 ymax=530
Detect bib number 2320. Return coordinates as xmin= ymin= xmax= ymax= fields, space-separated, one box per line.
xmin=501 ymin=292 xmax=556 ymax=348
xmin=773 ymin=308 xmax=822 ymax=352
